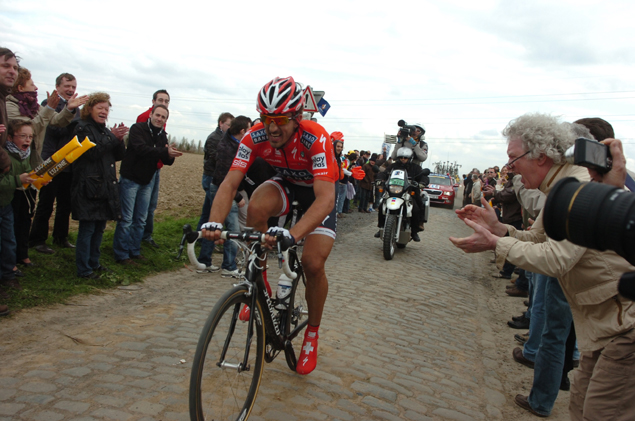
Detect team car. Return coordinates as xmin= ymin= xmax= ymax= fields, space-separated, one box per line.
xmin=423 ymin=173 xmax=457 ymax=208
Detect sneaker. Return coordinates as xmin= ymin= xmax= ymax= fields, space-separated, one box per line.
xmin=514 ymin=332 xmax=529 ymax=344
xmin=144 ymin=239 xmax=160 ymax=248
xmin=221 ymin=269 xmax=241 ymax=278
xmin=196 ymin=264 xmax=220 ymax=273
xmin=239 ymin=305 xmax=250 ymax=322
xmin=297 ymin=329 xmax=319 ymax=375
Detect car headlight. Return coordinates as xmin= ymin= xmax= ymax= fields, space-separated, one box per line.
xmin=389 ymin=185 xmax=403 ymax=195
xmin=443 ymin=191 xmax=453 ymax=196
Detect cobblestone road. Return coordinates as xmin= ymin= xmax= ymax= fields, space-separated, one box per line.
xmin=0 ymin=206 xmax=570 ymax=420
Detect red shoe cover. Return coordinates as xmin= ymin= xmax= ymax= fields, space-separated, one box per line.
xmin=296 ymin=327 xmax=319 ymax=375
xmin=239 ymin=305 xmax=250 ymax=322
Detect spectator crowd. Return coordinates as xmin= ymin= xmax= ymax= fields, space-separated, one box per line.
xmin=3 ymin=45 xmax=634 ymax=420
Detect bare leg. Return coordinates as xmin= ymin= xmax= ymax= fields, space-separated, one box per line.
xmin=301 ymin=233 xmax=333 ymax=326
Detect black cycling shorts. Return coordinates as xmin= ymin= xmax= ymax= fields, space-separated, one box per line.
xmin=263 ymin=176 xmax=337 ymax=240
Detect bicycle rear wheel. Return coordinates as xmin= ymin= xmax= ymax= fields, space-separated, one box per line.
xmin=284 ymin=249 xmax=309 ymax=371
xmin=189 ymin=285 xmax=265 ymax=421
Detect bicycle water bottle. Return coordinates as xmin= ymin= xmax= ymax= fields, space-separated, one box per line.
xmin=275 ymin=276 xmax=293 ymax=310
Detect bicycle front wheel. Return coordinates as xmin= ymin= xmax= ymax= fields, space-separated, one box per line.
xmin=189 ymin=286 xmax=265 ymax=421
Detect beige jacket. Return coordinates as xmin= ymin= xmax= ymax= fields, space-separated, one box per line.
xmin=6 ymin=95 xmax=75 ymax=168
xmin=496 ymin=163 xmax=635 ymax=352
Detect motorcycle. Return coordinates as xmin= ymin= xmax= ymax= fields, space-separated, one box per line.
xmin=376 ymin=168 xmax=429 ymax=260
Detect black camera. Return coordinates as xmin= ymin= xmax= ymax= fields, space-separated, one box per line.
xmin=543 ymin=177 xmax=635 ymax=300
xmin=564 ymin=137 xmax=612 ymax=174
xmin=397 ymin=120 xmax=417 ymax=142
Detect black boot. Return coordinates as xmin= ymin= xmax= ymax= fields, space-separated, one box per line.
xmin=411 ymin=232 xmax=421 ymax=242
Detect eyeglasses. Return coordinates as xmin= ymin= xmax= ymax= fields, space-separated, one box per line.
xmin=13 ymin=134 xmax=34 ymax=141
xmin=507 ymin=150 xmax=530 ymax=170
xmin=260 ymin=114 xmax=295 ymax=126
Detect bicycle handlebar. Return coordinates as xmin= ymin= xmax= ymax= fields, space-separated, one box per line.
xmin=185 ymin=229 xmax=297 ymax=280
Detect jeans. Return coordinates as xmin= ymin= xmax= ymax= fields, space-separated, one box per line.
xmin=0 ymin=204 xmax=17 ymax=280
xmin=142 ymin=170 xmax=160 ymax=241
xmin=523 ymin=272 xmax=548 ymax=361
xmin=197 ymin=183 xmax=239 ymax=270
xmin=358 ymin=188 xmax=372 ymax=211
xmin=76 ymin=220 xmax=106 ymax=276
xmin=29 ymin=171 xmax=73 ymax=246
xmin=197 ymin=174 xmax=213 ymax=231
xmin=528 ymin=276 xmax=573 ymax=416
xmin=336 ymin=182 xmax=347 ymax=214
xmin=113 ymin=176 xmax=155 ymax=261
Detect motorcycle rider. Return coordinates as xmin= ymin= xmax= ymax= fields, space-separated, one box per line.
xmin=375 ymin=148 xmax=429 ymax=242
xmin=390 ymin=122 xmax=428 ymax=165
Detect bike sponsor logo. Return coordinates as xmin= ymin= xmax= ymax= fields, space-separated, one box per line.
xmin=300 ymin=132 xmax=317 ymax=150
xmin=232 ymin=159 xmax=247 ymax=168
xmin=236 ymin=144 xmax=252 ymax=162
xmin=312 ymin=153 xmax=327 ymax=170
xmin=263 ymin=290 xmax=281 ymax=336
xmin=251 ymin=129 xmax=268 ymax=144
xmin=273 ymin=166 xmax=313 ymax=181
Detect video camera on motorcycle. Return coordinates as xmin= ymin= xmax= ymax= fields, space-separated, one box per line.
xmin=397 ymin=120 xmax=417 ymax=142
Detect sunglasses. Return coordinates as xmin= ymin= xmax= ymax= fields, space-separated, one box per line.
xmin=260 ymin=114 xmax=295 ymax=126
xmin=507 ymin=150 xmax=531 ymax=170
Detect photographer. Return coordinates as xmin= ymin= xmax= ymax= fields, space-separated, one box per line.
xmin=449 ymin=113 xmax=635 ymax=420
xmin=390 ymin=122 xmax=428 ymax=165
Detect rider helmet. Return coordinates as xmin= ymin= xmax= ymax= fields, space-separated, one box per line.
xmin=413 ymin=122 xmax=426 ymax=140
xmin=257 ymin=76 xmax=305 ymax=116
xmin=396 ymin=147 xmax=414 ymax=160
xmin=330 ymin=131 xmax=344 ymax=141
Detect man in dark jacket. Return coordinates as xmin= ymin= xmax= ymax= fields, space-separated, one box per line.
xmin=196 ymin=112 xmax=234 ymax=270
xmin=197 ymin=116 xmax=251 ymax=277
xmin=483 ymin=169 xmax=523 ymax=280
xmin=112 ymin=105 xmax=181 ymax=264
xmin=29 ymin=73 xmax=88 ymax=254
xmin=137 ymin=89 xmax=170 ymax=248
xmin=0 ymin=47 xmax=17 ymax=173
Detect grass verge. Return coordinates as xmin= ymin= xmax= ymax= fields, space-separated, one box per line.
xmin=3 ymin=216 xmax=201 ymax=311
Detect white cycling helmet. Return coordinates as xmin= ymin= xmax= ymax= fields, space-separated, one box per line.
xmin=396 ymin=147 xmax=413 ymax=159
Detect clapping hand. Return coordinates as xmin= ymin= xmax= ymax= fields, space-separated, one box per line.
xmin=168 ymin=143 xmax=183 ymax=158
xmin=47 ymin=90 xmax=60 ymax=110
xmin=110 ymin=123 xmax=129 ymax=140
xmin=67 ymin=94 xmax=89 ymax=111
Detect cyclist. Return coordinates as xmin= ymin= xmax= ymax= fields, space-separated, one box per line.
xmin=202 ymin=76 xmax=339 ymax=375
xmin=390 ymin=122 xmax=428 ymax=165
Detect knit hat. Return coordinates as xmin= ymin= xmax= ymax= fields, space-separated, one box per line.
xmin=370 ymin=153 xmax=378 ymax=162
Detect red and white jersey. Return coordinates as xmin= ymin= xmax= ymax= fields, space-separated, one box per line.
xmin=230 ymin=120 xmax=339 ymax=187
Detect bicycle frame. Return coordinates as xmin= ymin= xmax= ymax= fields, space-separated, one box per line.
xmin=241 ymin=242 xmax=308 ymax=366
xmin=186 ymin=229 xmax=308 ymax=370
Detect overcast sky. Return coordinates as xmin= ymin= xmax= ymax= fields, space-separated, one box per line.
xmin=2 ymin=0 xmax=634 ymax=173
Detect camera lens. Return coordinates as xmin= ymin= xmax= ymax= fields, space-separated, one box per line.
xmin=544 ymin=177 xmax=635 ymax=264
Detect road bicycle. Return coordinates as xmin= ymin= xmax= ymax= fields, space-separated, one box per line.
xmin=185 ymin=227 xmax=309 ymax=421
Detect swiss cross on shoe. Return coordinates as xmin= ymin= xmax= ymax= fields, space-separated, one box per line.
xmin=297 ymin=329 xmax=319 ymax=375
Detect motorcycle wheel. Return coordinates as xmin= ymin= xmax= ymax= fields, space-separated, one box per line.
xmin=383 ymin=214 xmax=397 ymax=260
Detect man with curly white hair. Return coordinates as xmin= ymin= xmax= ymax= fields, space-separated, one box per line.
xmin=450 ymin=113 xmax=635 ymax=420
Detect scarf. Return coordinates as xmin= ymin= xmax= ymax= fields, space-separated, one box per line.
xmin=12 ymin=92 xmax=39 ymax=119
xmin=6 ymin=140 xmax=31 ymax=161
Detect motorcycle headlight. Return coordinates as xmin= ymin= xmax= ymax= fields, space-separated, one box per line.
xmin=389 ymin=185 xmax=403 ymax=194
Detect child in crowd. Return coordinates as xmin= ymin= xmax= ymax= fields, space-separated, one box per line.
xmin=0 ymin=121 xmax=36 ymax=291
